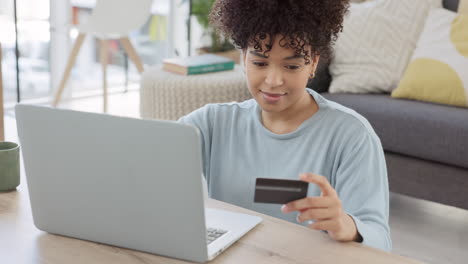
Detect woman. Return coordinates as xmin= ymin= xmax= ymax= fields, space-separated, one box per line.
xmin=179 ymin=0 xmax=391 ymax=251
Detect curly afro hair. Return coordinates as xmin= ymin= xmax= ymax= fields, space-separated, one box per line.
xmin=209 ymin=0 xmax=349 ymax=64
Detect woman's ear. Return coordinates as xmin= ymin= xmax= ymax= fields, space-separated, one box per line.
xmin=309 ymin=54 xmax=320 ymax=78
xmin=312 ymin=54 xmax=320 ymax=74
xmin=308 ymin=54 xmax=320 ymax=79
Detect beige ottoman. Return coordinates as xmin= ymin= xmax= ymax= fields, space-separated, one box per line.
xmin=140 ymin=65 xmax=251 ymax=120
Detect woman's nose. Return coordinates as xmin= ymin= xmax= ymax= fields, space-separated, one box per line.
xmin=264 ymin=67 xmax=284 ymax=87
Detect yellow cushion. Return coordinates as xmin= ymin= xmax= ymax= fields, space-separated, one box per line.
xmin=392 ymin=9 xmax=468 ymax=108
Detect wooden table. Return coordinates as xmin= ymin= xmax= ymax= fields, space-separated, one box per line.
xmin=0 ymin=173 xmax=425 ymax=264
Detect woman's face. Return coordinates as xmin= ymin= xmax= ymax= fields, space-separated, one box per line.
xmin=243 ymin=36 xmax=318 ymax=115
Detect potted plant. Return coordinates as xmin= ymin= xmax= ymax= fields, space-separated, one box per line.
xmin=190 ymin=0 xmax=240 ymax=63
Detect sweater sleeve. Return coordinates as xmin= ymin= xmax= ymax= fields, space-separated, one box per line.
xmin=177 ymin=105 xmax=213 ymax=184
xmin=334 ymin=130 xmax=392 ymax=251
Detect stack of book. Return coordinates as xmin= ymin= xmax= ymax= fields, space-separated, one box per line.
xmin=162 ymin=54 xmax=235 ymax=75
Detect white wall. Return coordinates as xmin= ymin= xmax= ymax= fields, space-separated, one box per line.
xmin=171 ymin=0 xmax=204 ymax=57
xmin=49 ymin=0 xmax=71 ymax=95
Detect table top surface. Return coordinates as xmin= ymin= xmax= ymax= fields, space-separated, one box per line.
xmin=0 ymin=173 xmax=425 ymax=264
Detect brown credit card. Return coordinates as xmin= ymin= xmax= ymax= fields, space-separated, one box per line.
xmin=254 ymin=178 xmax=309 ymax=204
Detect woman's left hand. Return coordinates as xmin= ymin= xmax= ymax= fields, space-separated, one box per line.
xmin=281 ymin=173 xmax=361 ymax=242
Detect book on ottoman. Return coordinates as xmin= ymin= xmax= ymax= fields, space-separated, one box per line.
xmin=163 ymin=54 xmax=235 ymax=75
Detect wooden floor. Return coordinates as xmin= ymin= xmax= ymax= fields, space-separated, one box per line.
xmin=390 ymin=193 xmax=468 ymax=264
xmin=3 ymin=90 xmax=468 ymax=264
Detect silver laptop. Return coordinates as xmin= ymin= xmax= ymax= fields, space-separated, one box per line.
xmin=15 ymin=104 xmax=262 ymax=263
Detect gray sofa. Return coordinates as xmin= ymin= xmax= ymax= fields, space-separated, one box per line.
xmin=317 ymin=0 xmax=468 ymax=210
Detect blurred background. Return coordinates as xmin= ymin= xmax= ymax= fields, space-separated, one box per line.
xmin=0 ymin=0 xmax=180 ymax=106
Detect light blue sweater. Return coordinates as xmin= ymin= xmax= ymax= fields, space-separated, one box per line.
xmin=178 ymin=89 xmax=391 ymax=251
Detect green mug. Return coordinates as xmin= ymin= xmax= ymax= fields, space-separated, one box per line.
xmin=0 ymin=141 xmax=20 ymax=192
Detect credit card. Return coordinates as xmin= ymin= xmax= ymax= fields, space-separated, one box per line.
xmin=254 ymin=178 xmax=308 ymax=204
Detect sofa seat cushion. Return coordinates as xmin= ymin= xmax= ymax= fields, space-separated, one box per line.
xmin=322 ymin=93 xmax=468 ymax=169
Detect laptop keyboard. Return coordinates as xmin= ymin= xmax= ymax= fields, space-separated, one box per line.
xmin=206 ymin=227 xmax=228 ymax=244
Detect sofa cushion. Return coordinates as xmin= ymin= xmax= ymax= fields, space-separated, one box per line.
xmin=328 ymin=0 xmax=439 ymax=94
xmin=322 ymin=93 xmax=468 ymax=169
xmin=391 ymin=8 xmax=468 ymax=108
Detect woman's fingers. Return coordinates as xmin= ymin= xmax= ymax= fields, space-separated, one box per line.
xmin=299 ymin=173 xmax=337 ymax=197
xmin=296 ymin=207 xmax=341 ymax=222
xmin=282 ymin=196 xmax=336 ymax=213
xmin=309 ymin=215 xmax=360 ymax=242
xmin=308 ymin=219 xmax=339 ymax=232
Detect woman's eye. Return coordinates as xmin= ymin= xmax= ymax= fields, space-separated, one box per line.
xmin=253 ymin=62 xmax=267 ymax=67
xmin=285 ymin=65 xmax=300 ymax=70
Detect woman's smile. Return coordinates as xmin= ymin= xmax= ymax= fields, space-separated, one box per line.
xmin=260 ymin=90 xmax=287 ymax=103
